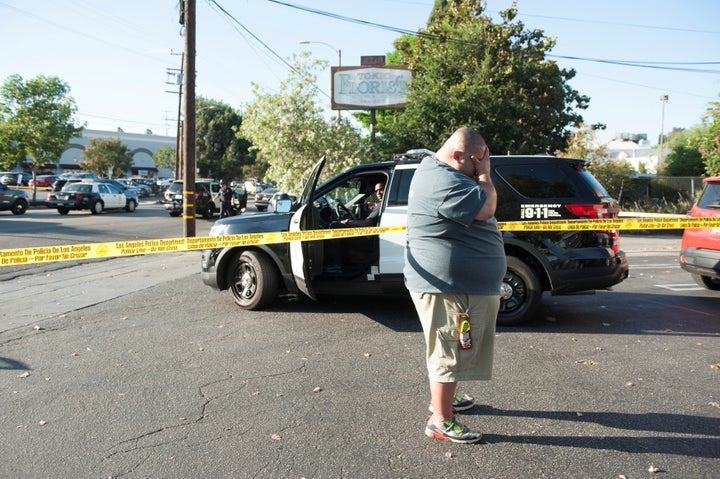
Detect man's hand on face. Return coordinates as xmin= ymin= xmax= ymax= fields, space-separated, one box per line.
xmin=472 ymin=146 xmax=491 ymax=178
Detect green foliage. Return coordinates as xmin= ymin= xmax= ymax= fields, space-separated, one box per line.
xmin=239 ymin=52 xmax=369 ymax=193
xmin=663 ymin=128 xmax=704 ymax=176
xmin=153 ymin=145 xmax=176 ymax=171
xmin=558 ymin=122 xmax=608 ymax=163
xmin=195 ymin=96 xmax=254 ymax=181
xmin=574 ymin=124 xmax=636 ymax=201
xmin=560 ymin=123 xmax=633 ymax=200
xmin=370 ymin=0 xmax=587 ymax=158
xmin=665 ymin=146 xmax=704 ymax=177
xmin=587 ymin=158 xmax=636 ymax=201
xmin=82 ymin=137 xmax=133 ymax=177
xmin=694 ymin=101 xmax=720 ymax=176
xmin=0 ymin=74 xmax=83 ymax=171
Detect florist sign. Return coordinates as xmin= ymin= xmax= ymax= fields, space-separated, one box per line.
xmin=331 ymin=66 xmax=411 ymax=110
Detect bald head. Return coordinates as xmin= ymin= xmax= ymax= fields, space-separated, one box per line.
xmin=435 ymin=127 xmax=489 ymax=179
xmin=437 ymin=128 xmax=486 ymax=161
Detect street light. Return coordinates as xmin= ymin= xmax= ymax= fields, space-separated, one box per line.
xmin=299 ymin=40 xmax=341 ymax=120
xmin=659 ymin=94 xmax=669 ymax=169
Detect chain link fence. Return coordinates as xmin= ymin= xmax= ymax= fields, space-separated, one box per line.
xmin=621 ymin=176 xmax=705 ymax=213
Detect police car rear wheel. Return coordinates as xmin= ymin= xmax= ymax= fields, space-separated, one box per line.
xmin=91 ymin=200 xmax=103 ymax=215
xmin=498 ymin=256 xmax=542 ymax=326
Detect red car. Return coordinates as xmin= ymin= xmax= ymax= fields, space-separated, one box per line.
xmin=28 ymin=175 xmax=58 ymax=188
xmin=680 ymin=176 xmax=720 ymax=290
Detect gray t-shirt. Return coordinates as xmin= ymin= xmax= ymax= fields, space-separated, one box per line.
xmin=404 ymin=155 xmax=506 ymax=294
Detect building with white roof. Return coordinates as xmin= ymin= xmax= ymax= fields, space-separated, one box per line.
xmin=56 ymin=129 xmax=176 ymax=178
xmin=604 ymin=132 xmax=668 ymax=175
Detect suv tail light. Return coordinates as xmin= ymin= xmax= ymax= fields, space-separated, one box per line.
xmin=565 ymin=203 xmax=611 ymax=219
xmin=565 ymin=203 xmax=620 ymax=252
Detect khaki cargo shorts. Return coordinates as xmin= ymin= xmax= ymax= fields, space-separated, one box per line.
xmin=410 ymin=291 xmax=499 ymax=383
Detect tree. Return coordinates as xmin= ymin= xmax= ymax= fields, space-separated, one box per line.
xmin=664 ymin=127 xmax=705 ymax=176
xmin=81 ymin=137 xmax=133 ymax=177
xmin=694 ymin=101 xmax=720 ymax=176
xmin=195 ymin=96 xmax=254 ymax=181
xmin=558 ymin=122 xmax=608 ymax=163
xmin=586 ymin=158 xmax=635 ymax=201
xmin=239 ymin=52 xmax=369 ymax=193
xmin=559 ymin=122 xmax=633 ymax=201
xmin=0 ymin=74 xmax=83 ymax=199
xmin=370 ymin=1 xmax=587 ymax=158
xmin=153 ymin=145 xmax=176 ymax=172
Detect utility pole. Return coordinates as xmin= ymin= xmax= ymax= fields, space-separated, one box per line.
xmin=659 ymin=94 xmax=669 ymax=171
xmin=165 ymin=51 xmax=183 ymax=179
xmin=182 ymin=0 xmax=196 ymax=237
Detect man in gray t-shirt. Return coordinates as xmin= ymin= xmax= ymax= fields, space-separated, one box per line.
xmin=404 ymin=127 xmax=505 ymax=444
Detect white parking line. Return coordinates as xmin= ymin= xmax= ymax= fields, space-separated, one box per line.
xmin=656 ymin=283 xmax=703 ymax=292
xmin=631 ymin=263 xmax=679 ymax=269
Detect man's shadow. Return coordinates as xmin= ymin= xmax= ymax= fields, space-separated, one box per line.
xmin=0 ymin=356 xmax=30 ymax=370
xmin=471 ymin=405 xmax=720 ymax=457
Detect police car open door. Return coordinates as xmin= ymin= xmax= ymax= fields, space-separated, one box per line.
xmin=289 ymin=156 xmax=326 ymax=301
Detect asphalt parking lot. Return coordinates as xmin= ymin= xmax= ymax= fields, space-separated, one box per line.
xmin=0 ymin=238 xmax=718 ymax=478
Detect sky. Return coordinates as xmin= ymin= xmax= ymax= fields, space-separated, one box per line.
xmin=1 ymin=0 xmax=719 ymax=148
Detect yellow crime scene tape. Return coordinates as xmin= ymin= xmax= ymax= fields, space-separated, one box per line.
xmin=2 ymin=217 xmax=719 ymax=267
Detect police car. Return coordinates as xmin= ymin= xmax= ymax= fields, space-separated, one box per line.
xmin=201 ymin=151 xmax=629 ymax=325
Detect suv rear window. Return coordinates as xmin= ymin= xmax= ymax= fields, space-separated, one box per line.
xmin=168 ymin=182 xmax=183 ymax=194
xmin=496 ymin=165 xmax=578 ymax=199
xmin=577 ymin=170 xmax=611 ymax=198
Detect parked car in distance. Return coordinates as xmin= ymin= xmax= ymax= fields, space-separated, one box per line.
xmin=64 ymin=172 xmax=99 ymax=180
xmin=201 ymin=150 xmax=629 ymax=326
xmin=157 ymin=178 xmax=174 ymax=190
xmin=1 ymin=172 xmax=32 ymax=186
xmin=28 ymin=175 xmax=58 ymax=188
xmin=268 ymin=192 xmax=297 ymax=212
xmin=0 ymin=183 xmax=29 ymax=215
xmin=680 ymin=176 xmax=720 ymax=290
xmin=117 ymin=178 xmax=151 ymax=197
xmin=163 ymin=179 xmax=220 ymax=218
xmin=95 ymin=179 xmax=139 ymax=203
xmin=254 ymin=187 xmax=278 ymax=212
xmin=46 ymin=181 xmax=137 ymax=215
xmin=50 ymin=178 xmax=68 ymax=192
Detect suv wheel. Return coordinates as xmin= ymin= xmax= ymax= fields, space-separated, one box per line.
xmin=11 ymin=198 xmax=28 ymax=215
xmin=57 ymin=206 xmax=69 ymax=215
xmin=227 ymin=250 xmax=279 ymax=310
xmin=90 ymin=200 xmax=103 ymax=215
xmin=692 ymin=273 xmax=720 ymax=291
xmin=498 ymin=256 xmax=542 ymax=326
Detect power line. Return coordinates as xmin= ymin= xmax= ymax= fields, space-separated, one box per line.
xmin=575 ymin=72 xmax=718 ymax=101
xmin=514 ymin=11 xmax=720 ymax=36
xmin=204 ymin=0 xmax=289 ymax=86
xmin=549 ymin=55 xmax=720 ymax=74
xmin=206 ymin=0 xmax=332 ymax=100
xmin=262 ymin=0 xmax=720 ymax=74
xmin=206 ymin=0 xmax=300 ymax=76
xmin=0 ymin=2 xmax=176 ymax=68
